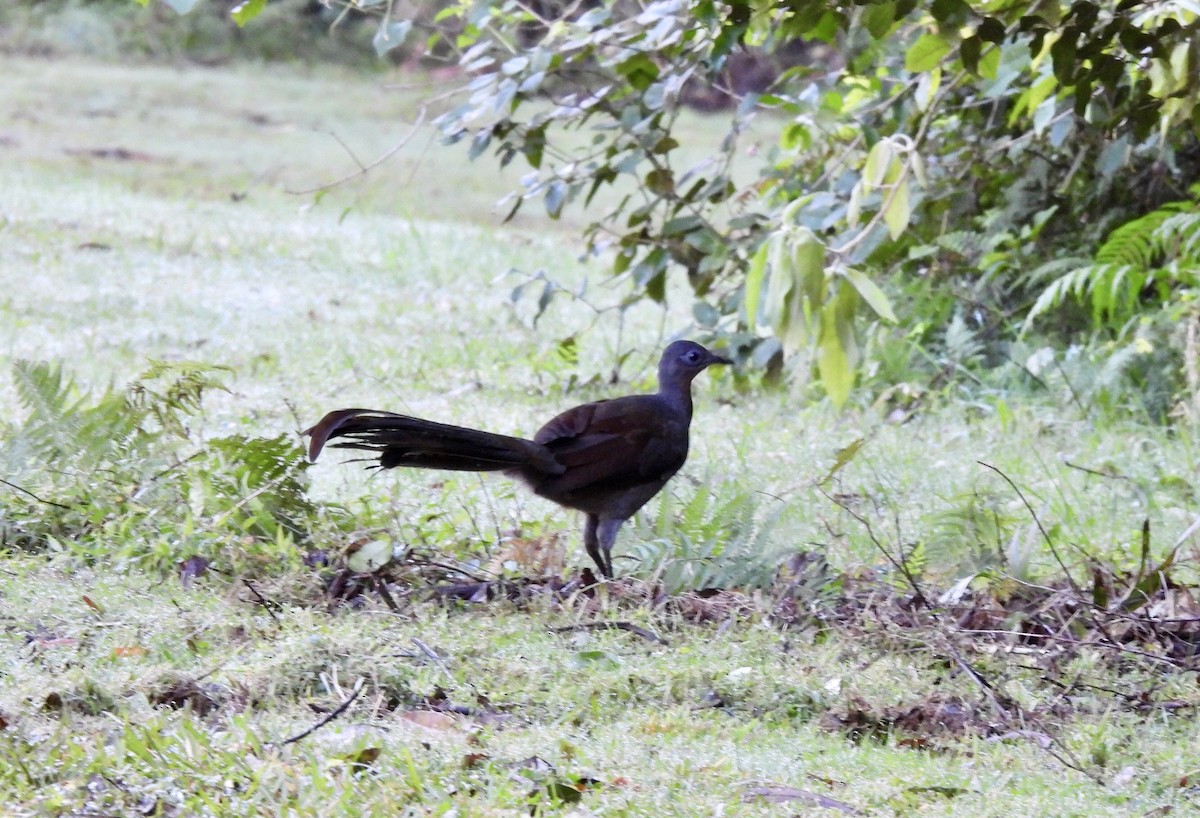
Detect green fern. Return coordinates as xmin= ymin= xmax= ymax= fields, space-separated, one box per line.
xmin=7 ymin=360 xmax=141 ymax=471
xmin=1 ymin=358 xmax=311 ymax=572
xmin=627 ymin=484 xmax=787 ymax=593
xmin=1025 ymin=199 xmax=1200 ymax=332
xmin=129 ymin=360 xmax=232 ymax=438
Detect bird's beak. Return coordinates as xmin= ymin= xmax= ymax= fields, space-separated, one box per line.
xmin=708 ymin=351 xmax=733 ymax=367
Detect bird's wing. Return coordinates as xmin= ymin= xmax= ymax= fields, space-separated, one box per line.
xmin=533 ymin=396 xmax=688 ymax=493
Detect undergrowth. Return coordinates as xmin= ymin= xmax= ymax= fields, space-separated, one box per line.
xmin=0 ymin=359 xmax=318 ymax=573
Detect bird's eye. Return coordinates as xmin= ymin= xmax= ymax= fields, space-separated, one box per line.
xmin=685 ymin=350 xmax=701 ymax=363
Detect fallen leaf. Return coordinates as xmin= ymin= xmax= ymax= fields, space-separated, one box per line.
xmin=341 ymin=746 xmax=381 ymax=767
xmin=346 ymin=539 xmax=393 ymax=574
xmin=398 ymin=710 xmax=456 ymax=731
xmin=82 ymin=595 xmax=104 ymax=614
xmin=515 ymin=756 xmax=557 ymax=774
xmin=905 ymin=785 xmax=973 ymax=798
xmin=743 ymin=785 xmax=862 ymax=813
xmin=987 ymin=730 xmax=1053 ymax=749
xmin=1111 ymin=765 xmax=1138 ymax=788
xmin=114 ymin=646 xmax=148 ymax=658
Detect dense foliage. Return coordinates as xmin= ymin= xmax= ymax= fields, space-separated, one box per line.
xmin=144 ymin=0 xmax=1200 ymax=411
xmin=0 ymin=361 xmax=316 ymax=572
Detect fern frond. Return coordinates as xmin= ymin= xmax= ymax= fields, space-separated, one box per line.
xmin=1026 ymin=198 xmax=1200 ymax=332
xmin=1094 ymin=207 xmax=1178 ymax=268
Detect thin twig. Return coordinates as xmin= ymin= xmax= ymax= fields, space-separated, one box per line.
xmin=278 ymin=678 xmax=365 ymax=746
xmin=551 ymin=621 xmax=669 ymax=645
xmin=958 ymin=627 xmax=1195 ymax=671
xmin=935 ymin=631 xmax=1012 ymax=720
xmin=412 ymin=638 xmax=455 ymax=683
xmin=371 ymin=574 xmax=400 ymax=612
xmin=1040 ymin=737 xmax=1108 ymax=786
xmin=0 ymin=477 xmax=73 ymax=510
xmin=242 ymin=579 xmax=282 ymax=626
xmin=285 ymin=107 xmax=427 ymax=196
xmin=821 ymin=487 xmax=930 ymax=608
xmin=976 ymin=461 xmax=1083 ymax=596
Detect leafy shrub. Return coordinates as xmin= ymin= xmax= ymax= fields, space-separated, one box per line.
xmin=0 ymin=359 xmax=315 ymax=574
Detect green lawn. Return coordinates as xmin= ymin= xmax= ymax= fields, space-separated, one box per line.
xmin=1 ymin=55 xmax=1199 ymax=816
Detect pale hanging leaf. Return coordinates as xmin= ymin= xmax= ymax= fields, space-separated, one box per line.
xmin=883 ymin=177 xmax=911 ymax=239
xmin=817 ymin=301 xmax=853 ymax=407
xmin=792 ymin=228 xmax=827 ymax=287
xmin=833 ymin=283 xmax=861 ymax=371
xmin=842 ymin=268 xmax=896 ymax=322
xmin=744 ymin=242 xmax=769 ymax=332
xmin=915 ymin=68 xmax=941 ymax=112
xmin=862 ymin=141 xmax=894 ymax=189
xmin=910 ymin=151 xmax=927 ymax=187
xmin=373 ymin=20 xmax=413 ymax=57
xmin=544 ymin=179 xmax=567 ymax=218
xmin=763 ymin=234 xmax=792 ymax=334
xmin=846 ymin=183 xmax=863 ymax=227
xmin=765 ymin=228 xmax=828 ymax=352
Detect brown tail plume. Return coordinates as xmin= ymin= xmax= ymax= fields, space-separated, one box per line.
xmin=303 ymin=409 xmax=564 ymax=475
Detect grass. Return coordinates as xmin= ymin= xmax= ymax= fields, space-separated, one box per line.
xmin=1 ymin=52 xmax=1200 ymax=815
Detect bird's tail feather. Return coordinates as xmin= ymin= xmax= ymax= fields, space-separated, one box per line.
xmin=304 ymin=409 xmax=563 ymax=475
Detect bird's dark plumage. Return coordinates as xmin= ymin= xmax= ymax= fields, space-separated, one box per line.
xmin=304 ymin=340 xmax=730 ymax=578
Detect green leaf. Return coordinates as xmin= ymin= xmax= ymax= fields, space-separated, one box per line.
xmin=905 ymin=33 xmax=953 ymax=72
xmin=817 ymin=301 xmax=853 ymax=407
xmin=931 ymin=0 xmax=970 ymax=24
xmin=1050 ymin=34 xmax=1077 ymax=83
xmin=616 ymin=53 xmax=659 ymax=90
xmin=373 ymin=20 xmax=413 ymax=58
xmin=818 ymin=437 xmax=866 ymax=485
xmin=842 ymin=268 xmax=897 ymax=322
xmin=977 ymin=16 xmax=1006 ymax=44
xmin=960 ymin=35 xmax=981 ymax=75
xmin=781 ymin=122 xmax=810 ymax=151
xmin=645 ymin=168 xmax=675 ymax=196
xmin=862 ymin=141 xmax=894 ymax=188
xmin=883 ymin=177 xmax=912 ymax=239
xmin=862 ymin=1 xmax=897 ymax=39
xmin=977 ymin=43 xmax=1000 ymax=80
xmin=230 ymin=0 xmax=265 ymax=28
xmin=744 ymin=242 xmax=769 ymax=331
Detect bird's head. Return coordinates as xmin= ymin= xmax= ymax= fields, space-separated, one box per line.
xmin=658 ymin=340 xmax=732 ymax=387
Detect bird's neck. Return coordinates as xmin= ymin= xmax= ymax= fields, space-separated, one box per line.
xmin=656 ymin=377 xmax=695 ymax=419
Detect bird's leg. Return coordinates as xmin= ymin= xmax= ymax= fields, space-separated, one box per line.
xmin=595 ymin=517 xmax=626 ymax=580
xmin=583 ymin=514 xmax=609 ymax=579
